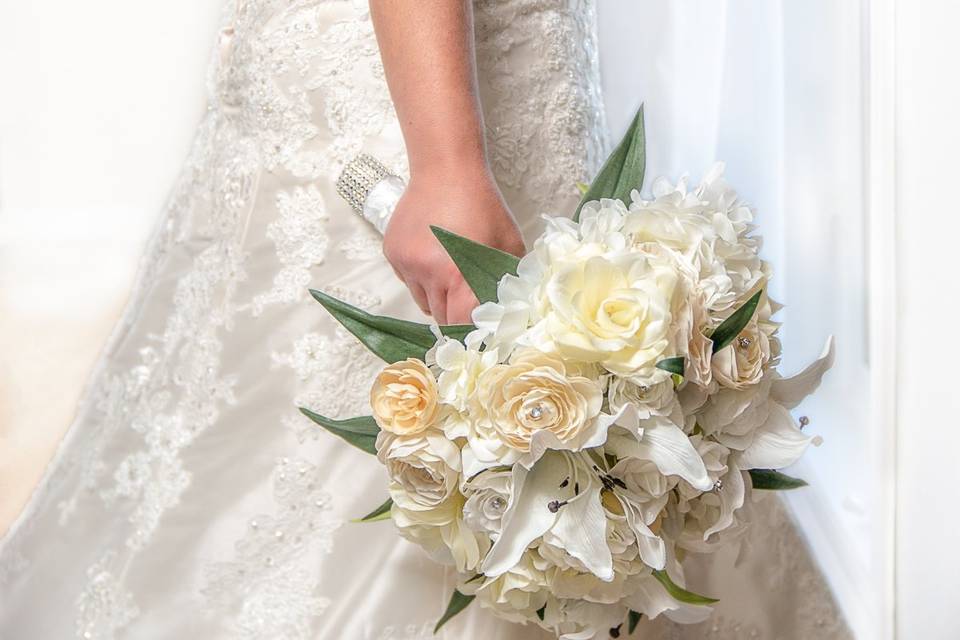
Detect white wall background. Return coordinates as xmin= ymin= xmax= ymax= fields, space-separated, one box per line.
xmin=893 ymin=0 xmax=960 ymax=636
xmin=2 ymin=1 xmax=959 ymax=638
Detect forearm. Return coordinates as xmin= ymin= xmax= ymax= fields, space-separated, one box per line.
xmin=369 ymin=0 xmax=489 ymax=177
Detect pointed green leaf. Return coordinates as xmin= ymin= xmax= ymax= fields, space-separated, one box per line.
xmin=710 ymin=289 xmax=764 ymax=354
xmin=434 ymin=590 xmax=476 ymax=633
xmin=628 ymin=610 xmax=642 ymax=634
xmin=651 ymin=569 xmax=719 ymax=605
xmin=353 ymin=497 xmax=393 ymax=522
xmin=655 ymin=357 xmax=685 ymax=376
xmin=309 ymin=288 xmax=472 ymax=362
xmin=430 ymin=226 xmax=520 ymax=304
xmin=749 ymin=469 xmax=808 ymax=490
xmin=574 ymin=104 xmax=646 ymax=221
xmin=576 ymin=181 xmax=590 ymax=195
xmin=298 ymin=408 xmax=379 ymax=455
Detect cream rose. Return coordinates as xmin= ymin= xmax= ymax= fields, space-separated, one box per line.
xmin=472 ymin=350 xmax=604 ymax=455
xmin=711 ymin=316 xmax=770 ymax=390
xmin=370 ymin=358 xmax=439 ymax=435
xmin=679 ymin=292 xmax=714 ymax=388
xmin=541 ymin=254 xmax=676 ymax=383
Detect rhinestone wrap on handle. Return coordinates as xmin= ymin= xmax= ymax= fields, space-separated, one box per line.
xmin=335 ymin=153 xmax=405 ymax=235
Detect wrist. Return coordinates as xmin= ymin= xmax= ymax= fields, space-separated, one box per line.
xmin=409 ymin=159 xmax=498 ymax=193
xmin=407 ymin=143 xmax=494 ymax=185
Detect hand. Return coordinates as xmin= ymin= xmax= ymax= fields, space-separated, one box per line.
xmin=383 ymin=164 xmax=525 ymax=325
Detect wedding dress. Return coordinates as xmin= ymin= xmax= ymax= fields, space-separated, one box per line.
xmin=0 ymin=1 xmax=850 ymax=639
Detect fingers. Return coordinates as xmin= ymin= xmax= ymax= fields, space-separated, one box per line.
xmin=407 ymin=281 xmax=431 ymax=317
xmin=446 ymin=279 xmax=480 ymax=325
xmin=426 ymin=284 xmax=448 ymax=325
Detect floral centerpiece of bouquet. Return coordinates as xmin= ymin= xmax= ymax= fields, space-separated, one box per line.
xmin=302 ymin=107 xmax=834 ymax=639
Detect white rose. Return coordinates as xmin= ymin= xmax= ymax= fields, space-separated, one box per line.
xmin=370 ymin=358 xmax=440 ymax=435
xmin=376 ymin=431 xmax=460 ymax=511
xmin=539 ymin=253 xmax=677 ymax=383
xmin=608 ymin=457 xmax=676 ymax=524
xmin=391 ymin=494 xmax=489 ymax=573
xmin=377 ymin=432 xmax=490 ymax=572
xmin=462 ymin=467 xmax=512 ymax=535
xmin=474 ymin=551 xmax=550 ymax=624
xmin=608 ymin=377 xmax=681 ymax=424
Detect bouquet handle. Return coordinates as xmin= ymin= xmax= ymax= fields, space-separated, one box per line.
xmin=335 ymin=153 xmax=405 ymax=235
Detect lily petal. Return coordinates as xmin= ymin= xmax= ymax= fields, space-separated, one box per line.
xmin=704 ymin=463 xmax=746 ymax=539
xmin=481 ymin=453 xmax=570 ymax=576
xmin=770 ymin=336 xmax=835 ymax=409
xmin=619 ymin=495 xmax=667 ymax=570
xmin=549 ymin=474 xmax=613 ymax=581
xmin=619 ymin=416 xmax=711 ymax=491
xmin=738 ymin=403 xmax=811 ymax=470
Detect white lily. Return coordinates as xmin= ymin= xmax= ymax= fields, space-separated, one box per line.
xmin=482 ymin=451 xmax=613 ymax=582
xmin=703 ymin=461 xmax=746 ymax=539
xmin=615 ymin=492 xmax=667 ymax=570
xmin=609 ymin=411 xmax=713 ymax=492
xmin=770 ymin=335 xmax=836 ymax=408
xmin=523 ymin=404 xmax=628 ymax=468
xmin=737 ymin=402 xmax=811 ymax=470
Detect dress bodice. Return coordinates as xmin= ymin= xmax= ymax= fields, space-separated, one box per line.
xmin=208 ymin=0 xmax=608 ymax=237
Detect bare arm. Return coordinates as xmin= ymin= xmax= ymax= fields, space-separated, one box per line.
xmin=370 ymin=1 xmax=525 ymax=324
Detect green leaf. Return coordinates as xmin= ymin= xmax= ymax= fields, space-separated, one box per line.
xmin=575 ymin=181 xmax=590 ymax=195
xmin=628 ymin=610 xmax=642 ymax=634
xmin=655 ymin=357 xmax=685 ymax=376
xmin=574 ymin=104 xmax=646 ymax=222
xmin=309 ymin=288 xmax=472 ymax=362
xmin=749 ymin=469 xmax=808 ymax=490
xmin=651 ymin=569 xmax=719 ymax=605
xmin=353 ymin=497 xmax=393 ymax=522
xmin=430 ymin=226 xmax=520 ymax=304
xmin=298 ymin=408 xmax=379 ymax=455
xmin=434 ymin=590 xmax=476 ymax=633
xmin=710 ymin=289 xmax=763 ymax=354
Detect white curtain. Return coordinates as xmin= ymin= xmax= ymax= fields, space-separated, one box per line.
xmin=598 ymin=2 xmax=879 ymax=638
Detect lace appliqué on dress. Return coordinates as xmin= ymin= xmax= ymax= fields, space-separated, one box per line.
xmin=252 ymin=185 xmax=331 ymax=315
xmin=75 ymin=553 xmax=140 ymax=640
xmin=202 ymin=458 xmax=340 ymax=640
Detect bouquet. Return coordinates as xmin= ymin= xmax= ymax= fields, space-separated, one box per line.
xmin=303 ymin=107 xmax=835 ymax=639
